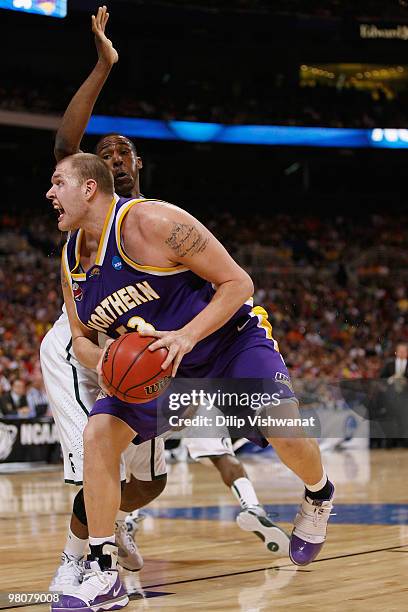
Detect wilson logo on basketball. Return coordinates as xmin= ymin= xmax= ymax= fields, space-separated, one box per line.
xmin=101 ymin=333 xmax=172 ymax=403
xmin=144 ymin=376 xmax=171 ymax=396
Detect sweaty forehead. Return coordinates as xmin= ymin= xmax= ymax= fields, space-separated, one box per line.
xmin=52 ymin=161 xmax=76 ymax=181
xmin=97 ymin=136 xmax=134 ymax=153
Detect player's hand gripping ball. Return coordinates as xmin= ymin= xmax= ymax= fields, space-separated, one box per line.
xmin=101 ymin=333 xmax=172 ymax=403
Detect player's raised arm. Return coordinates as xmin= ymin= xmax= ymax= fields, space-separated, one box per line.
xmin=60 ymin=257 xmax=102 ymax=370
xmin=125 ymin=203 xmax=254 ymax=375
xmin=54 ymin=6 xmax=118 ymax=162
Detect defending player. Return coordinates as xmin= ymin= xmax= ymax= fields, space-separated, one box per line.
xmin=176 ymin=433 xmax=289 ymax=551
xmin=48 ymin=4 xmax=289 ymax=561
xmin=47 ymin=154 xmax=334 ymax=611
xmin=39 ymin=7 xmax=166 ymax=594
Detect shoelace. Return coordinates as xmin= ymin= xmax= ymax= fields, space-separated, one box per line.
xmin=295 ymin=500 xmax=334 ymax=537
xmin=116 ymin=522 xmax=138 ymax=555
xmin=75 ymin=571 xmax=112 ymax=602
xmin=83 ymin=570 xmax=104 ymax=583
xmin=122 ymin=528 xmax=138 ymax=554
xmin=54 ymin=560 xmax=83 ymax=585
xmin=312 ymin=504 xmax=333 ymax=528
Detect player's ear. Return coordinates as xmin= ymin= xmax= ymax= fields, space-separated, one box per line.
xmin=84 ymin=179 xmax=98 ymax=200
xmin=136 ymin=156 xmax=143 ymax=170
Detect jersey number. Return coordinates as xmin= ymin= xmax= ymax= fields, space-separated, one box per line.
xmin=115 ymin=317 xmax=156 ymax=336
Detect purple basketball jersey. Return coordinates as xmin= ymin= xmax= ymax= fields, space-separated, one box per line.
xmin=64 ymin=197 xmax=295 ymax=443
xmin=63 ymin=197 xmax=255 ymax=367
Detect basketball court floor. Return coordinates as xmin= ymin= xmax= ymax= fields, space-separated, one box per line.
xmin=1 ymin=447 xmax=408 ymax=611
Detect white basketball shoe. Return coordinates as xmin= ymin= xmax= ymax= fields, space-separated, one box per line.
xmin=115 ymin=521 xmax=144 ymax=571
xmin=237 ymin=506 xmax=290 ymax=557
xmin=52 ymin=569 xmax=128 ymax=611
xmin=124 ymin=509 xmax=145 ymax=538
xmin=49 ymin=553 xmax=84 ymax=592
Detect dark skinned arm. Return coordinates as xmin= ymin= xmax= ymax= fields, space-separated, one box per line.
xmin=54 ymin=5 xmax=118 ymax=161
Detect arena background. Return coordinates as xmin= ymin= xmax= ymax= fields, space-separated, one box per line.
xmin=1 ymin=1 xmax=408 ymax=610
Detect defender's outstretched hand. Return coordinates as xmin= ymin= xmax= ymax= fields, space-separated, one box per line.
xmin=92 ymin=5 xmax=118 ymax=67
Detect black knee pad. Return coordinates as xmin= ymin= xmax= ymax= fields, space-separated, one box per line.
xmin=73 ymin=488 xmax=88 ymax=526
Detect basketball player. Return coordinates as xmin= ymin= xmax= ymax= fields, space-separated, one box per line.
xmin=47 ymin=154 xmax=334 ymax=611
xmin=39 ymin=7 xmax=166 ymax=593
xmin=49 ymin=4 xmax=290 ymax=561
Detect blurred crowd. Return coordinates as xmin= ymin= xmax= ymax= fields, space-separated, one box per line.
xmin=0 ymin=214 xmax=61 ymax=418
xmin=0 ymin=210 xmax=406 ymax=413
xmin=2 ymin=77 xmax=408 ymax=129
xmin=207 ymin=211 xmax=408 ymax=379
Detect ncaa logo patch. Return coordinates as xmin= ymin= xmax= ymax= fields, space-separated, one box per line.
xmin=72 ymin=282 xmax=83 ymax=302
xmin=112 ymin=256 xmax=123 ymax=271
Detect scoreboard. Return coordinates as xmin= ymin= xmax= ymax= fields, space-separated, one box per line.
xmin=0 ymin=0 xmax=67 ymax=18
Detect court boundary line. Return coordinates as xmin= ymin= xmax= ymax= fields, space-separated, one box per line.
xmin=1 ymin=543 xmax=407 ymax=610
xmin=143 ymin=542 xmax=408 ymax=589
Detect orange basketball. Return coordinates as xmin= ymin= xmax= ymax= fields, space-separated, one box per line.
xmin=101 ymin=333 xmax=172 ymax=403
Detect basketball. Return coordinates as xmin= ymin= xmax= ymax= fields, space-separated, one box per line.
xmin=101 ymin=333 xmax=172 ymax=403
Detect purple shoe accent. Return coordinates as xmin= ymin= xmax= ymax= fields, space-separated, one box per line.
xmin=52 ymin=595 xmax=89 ymax=612
xmin=289 ymin=534 xmax=324 ymax=566
xmin=51 ymin=573 xmax=128 ymax=612
xmin=52 ymin=597 xmax=126 ymax=612
xmin=82 ymin=559 xmax=99 ymax=572
xmin=290 ymin=485 xmax=335 ymax=566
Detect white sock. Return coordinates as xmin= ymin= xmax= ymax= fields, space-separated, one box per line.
xmin=231 ymin=477 xmax=260 ymax=509
xmin=115 ymin=510 xmax=128 ymax=524
xmin=305 ymin=470 xmax=327 ymax=492
xmin=64 ymin=528 xmax=88 ymax=560
xmin=89 ymin=535 xmax=116 ymax=547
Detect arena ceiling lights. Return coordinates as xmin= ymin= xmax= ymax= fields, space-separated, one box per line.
xmin=85 ymin=115 xmax=408 ymax=148
xmin=300 ymin=63 xmax=408 ymax=98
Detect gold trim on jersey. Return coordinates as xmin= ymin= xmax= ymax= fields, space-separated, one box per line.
xmin=95 ymin=196 xmax=117 ymax=265
xmin=115 ymin=199 xmax=189 ymax=276
xmin=71 ymin=229 xmax=86 ymax=280
xmin=251 ymin=305 xmax=279 ymax=351
xmin=70 ymin=196 xmax=118 ymax=280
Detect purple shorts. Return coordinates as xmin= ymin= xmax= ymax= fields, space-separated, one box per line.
xmin=90 ymin=318 xmax=296 ymax=443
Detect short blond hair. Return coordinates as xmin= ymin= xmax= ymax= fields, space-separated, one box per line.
xmin=64 ymin=153 xmax=114 ymax=195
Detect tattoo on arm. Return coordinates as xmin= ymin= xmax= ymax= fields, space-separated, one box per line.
xmin=165 ymin=223 xmax=209 ymax=258
xmin=61 ymin=273 xmax=69 ymax=288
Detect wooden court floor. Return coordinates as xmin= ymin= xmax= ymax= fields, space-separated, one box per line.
xmin=1 ymin=448 xmax=408 ymax=612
